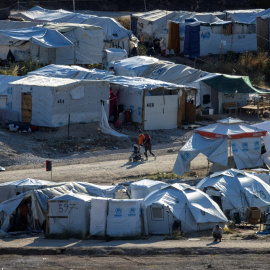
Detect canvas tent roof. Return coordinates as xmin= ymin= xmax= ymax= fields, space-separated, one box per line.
xmin=195 ymin=117 xmax=267 ymax=139
xmin=17 ymin=6 xmax=132 ymax=41
xmin=127 ymin=179 xmax=169 ymax=199
xmin=132 ymin=9 xmax=174 ymax=22
xmin=196 ymin=169 xmax=270 ymax=216
xmin=144 ymin=183 xmax=227 ymax=233
xmin=197 ymin=74 xmax=269 ymax=94
xmin=42 ymin=22 xmax=102 ymax=32
xmin=0 ymin=26 xmax=73 ymax=48
xmin=0 ymin=20 xmax=38 ymax=30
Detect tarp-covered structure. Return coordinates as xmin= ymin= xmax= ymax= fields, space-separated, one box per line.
xmin=0 ymin=26 xmax=73 ymax=63
xmin=196 ymin=169 xmax=270 ymax=219
xmin=144 ymin=183 xmax=227 ymax=234
xmin=0 ymin=20 xmax=38 ymax=30
xmin=16 ymin=6 xmax=137 ymax=53
xmin=173 ymin=118 xmax=267 ymax=176
xmin=7 ymin=75 xmax=110 ymax=127
xmin=127 ymin=179 xmax=169 ymax=199
xmin=47 ymin=193 xmax=92 ymax=235
xmin=42 ymin=23 xmax=104 ymax=64
xmin=190 ymin=74 xmax=268 ymax=113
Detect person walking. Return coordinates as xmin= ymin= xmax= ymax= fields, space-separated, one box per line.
xmin=144 ymin=131 xmax=156 ymax=161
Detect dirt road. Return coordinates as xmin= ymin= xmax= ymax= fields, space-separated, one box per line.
xmin=0 ymin=144 xmax=208 ymax=184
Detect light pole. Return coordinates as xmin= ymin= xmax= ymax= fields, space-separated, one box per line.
xmin=73 ymin=0 xmax=75 ymax=13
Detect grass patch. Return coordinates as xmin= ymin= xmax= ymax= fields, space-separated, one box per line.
xmin=138 ymin=43 xmax=148 ymax=56
xmin=147 ymin=172 xmax=181 ymax=181
xmin=114 ymin=17 xmax=130 ymax=30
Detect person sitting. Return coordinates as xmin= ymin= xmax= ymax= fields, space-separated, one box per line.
xmin=212 ymin=224 xmax=223 ymax=242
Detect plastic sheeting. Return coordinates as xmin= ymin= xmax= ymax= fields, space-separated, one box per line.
xmin=173 ymin=133 xmax=228 ymax=176
xmin=127 ymin=179 xmax=169 ymax=199
xmin=48 ymin=193 xmax=92 ymax=235
xmin=197 ymin=169 xmax=270 ymax=217
xmin=104 ymin=48 xmax=127 ymax=66
xmin=0 ymin=27 xmax=72 ymax=48
xmin=0 ymin=75 xmax=21 ymax=96
xmin=231 ymin=137 xmax=263 ymax=169
xmin=106 ymin=199 xmax=144 ymax=237
xmin=113 ymin=56 xmax=160 ymax=77
xmin=8 ymin=75 xmax=109 ymax=127
xmin=225 ymin=9 xmax=268 ymax=24
xmin=99 ymin=104 xmax=128 ymax=138
xmin=144 ymin=184 xmax=227 ymax=234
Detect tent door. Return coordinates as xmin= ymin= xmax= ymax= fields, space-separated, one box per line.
xmin=211 ymin=88 xmax=219 ymax=113
xmin=143 ymin=95 xmax=178 ymax=130
xmin=21 ymin=92 xmax=32 ymax=123
xmin=168 ymin=22 xmax=180 ymax=53
xmin=257 ymin=17 xmax=270 ymax=50
xmin=184 ymin=25 xmax=200 ymax=58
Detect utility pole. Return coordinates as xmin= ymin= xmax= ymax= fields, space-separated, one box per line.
xmin=73 ymin=0 xmax=75 ymax=13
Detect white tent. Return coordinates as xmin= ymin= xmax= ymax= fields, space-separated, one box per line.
xmin=47 ymin=193 xmax=92 ymax=236
xmin=0 ymin=27 xmax=73 ymax=63
xmin=144 ymin=183 xmax=227 ymax=234
xmin=106 ymin=199 xmax=145 ymax=237
xmin=104 ymin=48 xmax=127 ymax=67
xmin=7 ymin=75 xmax=109 ymax=127
xmin=0 ymin=190 xmax=48 ymax=231
xmin=0 ymin=178 xmax=55 ymax=204
xmin=127 ymin=179 xmax=169 ymax=199
xmin=196 ymin=169 xmax=270 ymax=219
xmin=0 ymin=20 xmax=39 ymax=30
xmin=43 ymin=23 xmax=104 ymax=64
xmin=16 ymin=6 xmax=137 ymax=53
xmin=173 ymin=118 xmax=267 ymax=176
xmin=225 ymin=9 xmax=269 ymax=24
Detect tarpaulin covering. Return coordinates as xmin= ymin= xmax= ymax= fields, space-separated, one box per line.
xmin=0 ymin=27 xmax=72 ymax=48
xmin=197 ymin=169 xmax=270 ymax=217
xmin=0 ymin=75 xmax=21 ymax=96
xmin=173 ymin=133 xmax=228 ymax=176
xmin=144 ymin=184 xmax=227 ymax=234
xmin=200 ymin=74 xmax=268 ymax=94
xmin=231 ymin=137 xmax=263 ymax=169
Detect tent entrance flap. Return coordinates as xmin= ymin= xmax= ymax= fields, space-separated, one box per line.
xmin=21 ymin=92 xmax=32 ymax=123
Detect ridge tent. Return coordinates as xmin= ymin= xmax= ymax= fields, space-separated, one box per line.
xmin=42 ymin=23 xmax=104 ymax=64
xmin=0 ymin=190 xmax=49 ymax=232
xmin=173 ymin=118 xmax=267 ymax=176
xmin=196 ymin=169 xmax=270 ymax=219
xmin=144 ymin=183 xmax=227 ymax=234
xmin=47 ymin=193 xmax=92 ymax=235
xmin=127 ymin=179 xmax=169 ymax=199
xmin=0 ymin=27 xmax=73 ymax=64
xmin=16 ymin=6 xmax=137 ymax=53
xmin=7 ymin=75 xmax=109 ymax=127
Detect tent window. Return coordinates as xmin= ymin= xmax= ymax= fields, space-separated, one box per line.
xmin=203 ymin=94 xmax=210 ymax=104
xmin=151 ymin=207 xmax=164 ymax=221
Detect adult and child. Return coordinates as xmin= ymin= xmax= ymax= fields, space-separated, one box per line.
xmin=138 ymin=130 xmax=156 ymax=161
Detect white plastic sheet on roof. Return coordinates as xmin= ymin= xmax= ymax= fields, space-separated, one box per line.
xmin=0 ymin=27 xmax=72 ymax=48
xmin=225 ymin=9 xmax=268 ymax=24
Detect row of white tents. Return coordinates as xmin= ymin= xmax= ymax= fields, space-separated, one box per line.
xmin=1 ymin=168 xmax=270 ymax=237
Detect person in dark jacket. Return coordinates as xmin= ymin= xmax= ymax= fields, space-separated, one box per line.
xmin=144 ymin=132 xmax=156 ymax=161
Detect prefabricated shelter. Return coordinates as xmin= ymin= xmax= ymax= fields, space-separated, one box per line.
xmin=144 ymin=183 xmax=227 ymax=234
xmin=182 ymin=21 xmax=257 ymax=58
xmin=0 ymin=190 xmax=48 ymax=232
xmin=127 ymin=179 xmax=169 ymax=199
xmin=42 ymin=23 xmax=104 ymax=64
xmin=16 ymin=6 xmax=137 ymax=53
xmin=0 ymin=27 xmax=73 ymax=63
xmin=0 ymin=178 xmax=55 ymax=204
xmin=173 ymin=118 xmax=267 ymax=177
xmin=47 ymin=193 xmax=92 ymax=235
xmin=196 ymin=169 xmax=270 ymax=219
xmin=7 ymin=75 xmax=109 ymax=127
xmin=106 ymin=75 xmax=197 ymax=130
